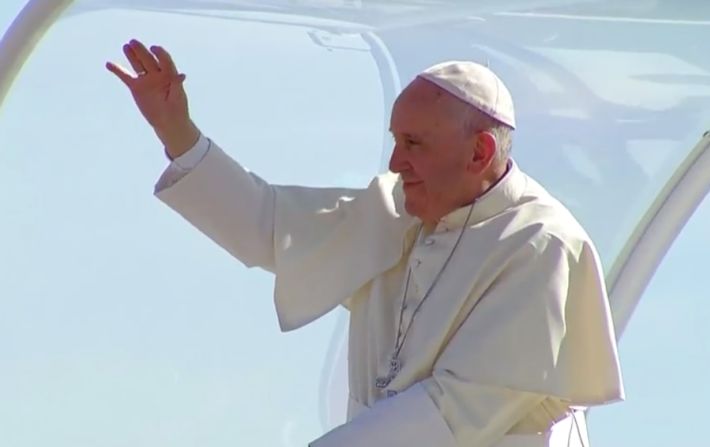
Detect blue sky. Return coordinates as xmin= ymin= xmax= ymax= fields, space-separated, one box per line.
xmin=1 ymin=1 xmax=709 ymax=446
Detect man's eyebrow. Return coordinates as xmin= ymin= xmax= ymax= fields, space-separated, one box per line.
xmin=389 ymin=130 xmax=425 ymax=139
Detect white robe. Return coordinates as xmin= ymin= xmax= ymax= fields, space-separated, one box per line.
xmin=154 ymin=136 xmax=624 ymax=447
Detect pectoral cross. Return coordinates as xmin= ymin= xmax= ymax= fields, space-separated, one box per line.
xmin=375 ymin=355 xmax=402 ymax=389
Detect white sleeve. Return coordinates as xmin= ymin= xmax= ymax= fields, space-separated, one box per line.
xmin=154 ymin=135 xmax=211 ymax=193
xmin=153 ymin=136 xmax=396 ymax=328
xmin=153 ymin=137 xmax=277 ymax=271
xmin=153 ymin=137 xmax=367 ymax=276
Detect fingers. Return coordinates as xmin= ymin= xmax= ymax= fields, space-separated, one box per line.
xmin=122 ymin=43 xmax=146 ymax=74
xmin=151 ymin=45 xmax=178 ymax=77
xmin=107 ymin=40 xmax=184 ymax=87
xmin=105 ymin=61 xmax=134 ymax=86
xmin=128 ymin=39 xmax=160 ymax=73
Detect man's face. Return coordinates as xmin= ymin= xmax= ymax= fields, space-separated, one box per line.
xmin=388 ymin=79 xmax=480 ymax=224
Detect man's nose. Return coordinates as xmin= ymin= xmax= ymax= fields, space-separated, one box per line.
xmin=388 ymin=145 xmax=407 ymax=173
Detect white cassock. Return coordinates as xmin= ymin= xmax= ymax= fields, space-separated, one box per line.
xmin=154 ymin=136 xmax=625 ymax=447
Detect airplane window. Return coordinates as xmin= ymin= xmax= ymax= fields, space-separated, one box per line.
xmin=1 ymin=4 xmax=381 ymax=446
xmin=2 ymin=1 xmax=709 ymax=446
xmin=588 ymin=192 xmax=710 ymax=445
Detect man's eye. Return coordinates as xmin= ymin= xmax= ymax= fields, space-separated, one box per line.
xmin=407 ymin=139 xmax=420 ymax=146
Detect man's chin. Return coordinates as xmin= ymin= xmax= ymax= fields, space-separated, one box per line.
xmin=403 ymin=199 xmax=424 ymax=220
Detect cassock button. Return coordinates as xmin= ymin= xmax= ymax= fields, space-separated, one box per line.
xmin=424 ymin=238 xmax=434 ymax=246
xmin=414 ymin=258 xmax=422 ymax=267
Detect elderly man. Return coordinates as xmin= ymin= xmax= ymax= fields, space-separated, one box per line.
xmin=107 ymin=39 xmax=624 ymax=447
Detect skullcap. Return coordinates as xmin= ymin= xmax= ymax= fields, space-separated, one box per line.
xmin=417 ymin=61 xmax=516 ymax=129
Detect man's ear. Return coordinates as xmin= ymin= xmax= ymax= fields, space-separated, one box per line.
xmin=470 ymin=131 xmax=497 ymax=172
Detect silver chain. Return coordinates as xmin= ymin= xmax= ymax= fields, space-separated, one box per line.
xmin=391 ymin=202 xmax=475 ymax=364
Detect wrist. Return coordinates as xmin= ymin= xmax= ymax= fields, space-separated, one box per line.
xmin=156 ymin=120 xmax=200 ymax=160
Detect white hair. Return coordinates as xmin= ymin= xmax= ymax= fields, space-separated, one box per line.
xmin=486 ymin=123 xmax=513 ymax=163
xmin=461 ymin=106 xmax=513 ymax=162
xmin=445 ymin=95 xmax=513 ymax=163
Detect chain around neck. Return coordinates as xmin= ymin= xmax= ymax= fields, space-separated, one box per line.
xmin=392 ymin=202 xmax=476 ymax=359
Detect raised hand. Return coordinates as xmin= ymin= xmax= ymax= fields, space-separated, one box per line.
xmin=106 ymin=39 xmax=199 ymax=158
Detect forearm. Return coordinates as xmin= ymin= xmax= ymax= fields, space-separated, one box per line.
xmin=155 ymin=137 xmax=277 ymax=271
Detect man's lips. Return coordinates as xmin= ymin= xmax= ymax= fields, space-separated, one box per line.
xmin=403 ymin=180 xmax=423 ymax=188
